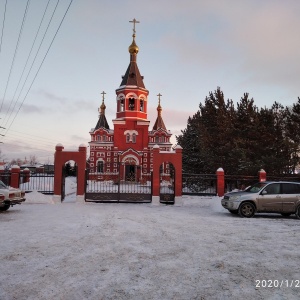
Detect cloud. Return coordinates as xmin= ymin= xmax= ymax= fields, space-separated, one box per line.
xmin=34 ymin=89 xmax=99 ymax=113
xmin=222 ymin=2 xmax=300 ymax=88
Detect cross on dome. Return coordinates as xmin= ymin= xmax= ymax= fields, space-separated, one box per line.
xmin=157 ymin=93 xmax=162 ymax=106
xmin=129 ymin=18 xmax=140 ymax=35
xmin=101 ymin=91 xmax=106 ymax=102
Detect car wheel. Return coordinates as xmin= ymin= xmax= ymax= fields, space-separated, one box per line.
xmin=281 ymin=213 xmax=291 ymax=217
xmin=229 ymin=209 xmax=238 ymax=214
xmin=0 ymin=204 xmax=10 ymax=211
xmin=238 ymin=202 xmax=255 ymax=218
xmin=296 ymin=206 xmax=300 ymax=220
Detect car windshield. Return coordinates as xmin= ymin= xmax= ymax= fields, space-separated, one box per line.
xmin=245 ymin=182 xmax=268 ymax=193
xmin=0 ymin=180 xmax=7 ymax=189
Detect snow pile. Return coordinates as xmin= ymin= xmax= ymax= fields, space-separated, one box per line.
xmin=1 ymin=196 xmax=299 ymax=299
xmin=25 ymin=190 xmax=54 ymax=204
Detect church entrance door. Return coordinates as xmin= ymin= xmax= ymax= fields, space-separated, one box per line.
xmin=125 ymin=164 xmax=136 ymax=182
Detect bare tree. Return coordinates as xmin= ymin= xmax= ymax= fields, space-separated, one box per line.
xmin=29 ymin=155 xmax=38 ymax=166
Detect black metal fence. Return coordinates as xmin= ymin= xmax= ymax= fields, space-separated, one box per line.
xmin=0 ymin=171 xmax=11 ymax=186
xmin=266 ymin=174 xmax=300 ymax=182
xmin=224 ymin=175 xmax=258 ymax=193
xmin=182 ymin=173 xmax=217 ymax=196
xmin=20 ymin=173 xmax=54 ymax=194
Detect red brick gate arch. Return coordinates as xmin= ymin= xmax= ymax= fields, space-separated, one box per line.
xmin=152 ymin=144 xmax=183 ymax=205
xmin=53 ymin=144 xmax=87 ymax=203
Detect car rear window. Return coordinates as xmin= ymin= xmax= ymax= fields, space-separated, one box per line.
xmin=282 ymin=183 xmax=300 ymax=194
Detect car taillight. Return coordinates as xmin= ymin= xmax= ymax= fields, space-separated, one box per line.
xmin=21 ymin=192 xmax=25 ymax=197
xmin=9 ymin=193 xmax=15 ymax=198
xmin=0 ymin=195 xmax=4 ymax=200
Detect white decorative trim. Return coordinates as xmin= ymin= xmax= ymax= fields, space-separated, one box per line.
xmin=112 ymin=120 xmax=126 ymax=124
xmin=126 ymin=92 xmax=138 ymax=99
xmin=117 ymin=93 xmax=125 ymax=100
xmin=116 ymin=86 xmax=149 ymax=93
xmin=137 ymin=120 xmax=150 ymax=125
xmin=122 ymin=154 xmax=139 ymax=164
xmin=124 ymin=130 xmax=138 ymax=135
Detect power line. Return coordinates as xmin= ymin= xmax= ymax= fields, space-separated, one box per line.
xmin=0 ymin=0 xmax=8 ymax=56
xmin=4 ymin=132 xmax=63 ymax=149
xmin=0 ymin=0 xmax=31 ymax=114
xmin=2 ymin=0 xmax=52 ymax=127
xmin=2 ymin=0 xmax=74 ymax=139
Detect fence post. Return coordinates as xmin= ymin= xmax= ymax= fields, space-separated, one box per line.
xmin=0 ymin=166 xmax=4 ymax=181
xmin=216 ymin=168 xmax=225 ymax=197
xmin=10 ymin=165 xmax=21 ymax=188
xmin=151 ymin=145 xmax=160 ymax=205
xmin=258 ymin=169 xmax=266 ymax=182
xmin=23 ymin=168 xmax=30 ymax=183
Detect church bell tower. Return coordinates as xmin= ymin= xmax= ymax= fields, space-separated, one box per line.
xmin=112 ymin=19 xmax=150 ymax=151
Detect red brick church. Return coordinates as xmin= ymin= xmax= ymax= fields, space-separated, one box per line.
xmin=88 ymin=19 xmax=174 ymax=182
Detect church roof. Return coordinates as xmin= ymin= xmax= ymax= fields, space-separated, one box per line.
xmin=120 ymin=59 xmax=145 ymax=88
xmin=94 ymin=114 xmax=110 ymax=130
xmin=94 ymin=94 xmax=110 ymax=130
xmin=152 ymin=94 xmax=167 ymax=131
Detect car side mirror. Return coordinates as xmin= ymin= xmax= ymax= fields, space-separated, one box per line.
xmin=262 ymin=190 xmax=267 ymax=195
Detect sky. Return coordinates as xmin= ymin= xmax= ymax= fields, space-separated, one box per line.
xmin=0 ymin=0 xmax=299 ymax=164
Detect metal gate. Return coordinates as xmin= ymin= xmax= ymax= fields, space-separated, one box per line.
xmin=61 ymin=167 xmax=66 ymax=202
xmin=85 ymin=166 xmax=152 ymax=203
xmin=160 ymin=165 xmax=175 ymax=204
xmin=20 ymin=172 xmax=54 ymax=194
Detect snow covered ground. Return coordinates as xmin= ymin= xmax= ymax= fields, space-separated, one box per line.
xmin=1 ymin=178 xmax=300 ymax=299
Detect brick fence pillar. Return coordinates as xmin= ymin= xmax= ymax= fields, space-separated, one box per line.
xmin=152 ymin=145 xmax=160 ymax=198
xmin=258 ymin=169 xmax=266 ymax=182
xmin=216 ymin=168 xmax=225 ymax=197
xmin=10 ymin=165 xmax=21 ymax=188
xmin=77 ymin=144 xmax=87 ymax=196
xmin=54 ymin=144 xmax=64 ymax=196
xmin=22 ymin=168 xmax=30 ymax=183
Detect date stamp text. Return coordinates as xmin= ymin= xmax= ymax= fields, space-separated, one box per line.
xmin=255 ymin=280 xmax=300 ymax=288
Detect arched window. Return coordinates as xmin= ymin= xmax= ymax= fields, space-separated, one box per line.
xmin=97 ymin=135 xmax=100 ymax=141
xmin=120 ymin=99 xmax=124 ymax=111
xmin=129 ymin=98 xmax=135 ymax=110
xmin=155 ymin=136 xmax=159 ymax=143
xmin=132 ymin=133 xmax=136 ymax=143
xmin=140 ymin=100 xmax=144 ymax=112
xmin=97 ymin=161 xmax=104 ymax=173
xmin=126 ymin=133 xmax=130 ymax=143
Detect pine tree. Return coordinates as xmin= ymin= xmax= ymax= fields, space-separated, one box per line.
xmin=286 ymin=97 xmax=300 ymax=173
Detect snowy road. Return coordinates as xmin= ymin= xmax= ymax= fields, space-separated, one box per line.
xmin=1 ymin=196 xmax=299 ymax=300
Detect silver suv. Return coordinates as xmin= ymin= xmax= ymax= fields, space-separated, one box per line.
xmin=221 ymin=181 xmax=300 ymax=219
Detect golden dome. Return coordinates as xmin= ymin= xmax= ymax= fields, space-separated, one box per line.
xmin=128 ymin=34 xmax=139 ymax=54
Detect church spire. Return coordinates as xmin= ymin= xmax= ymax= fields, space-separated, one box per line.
xmin=153 ymin=93 xmax=167 ymax=131
xmin=120 ymin=18 xmax=145 ymax=88
xmin=95 ymin=91 xmax=110 ymax=130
